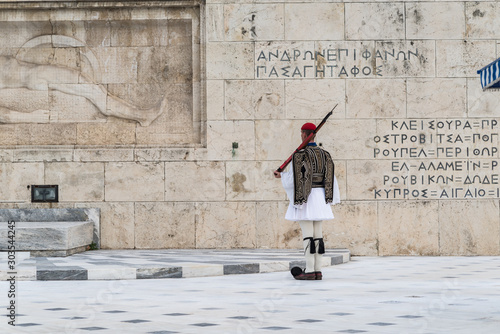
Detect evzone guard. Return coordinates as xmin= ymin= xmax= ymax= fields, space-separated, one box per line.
xmin=274 ymin=108 xmax=340 ymax=280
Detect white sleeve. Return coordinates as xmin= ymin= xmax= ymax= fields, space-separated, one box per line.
xmin=332 ymin=175 xmax=341 ymax=205
xmin=281 ymin=170 xmax=295 ymax=203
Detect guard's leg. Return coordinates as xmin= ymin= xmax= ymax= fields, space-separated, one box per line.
xmin=313 ymin=220 xmax=325 ymax=280
xmin=296 ymin=220 xmax=316 ymax=280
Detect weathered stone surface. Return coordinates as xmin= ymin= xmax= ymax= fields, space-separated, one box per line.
xmin=105 ymin=162 xmax=164 ymax=201
xmin=407 ymin=2 xmax=465 ymax=39
xmin=16 ymin=124 xmax=77 ymax=146
xmin=346 ymin=79 xmax=406 ymax=119
xmin=286 ymin=80 xmax=345 ymax=120
xmin=0 ymin=21 xmax=52 ymax=48
xmin=439 ymin=200 xmax=500 ymax=255
xmin=256 ymin=201 xmax=301 ymax=249
xmin=206 ymin=4 xmax=224 ymax=42
xmin=165 ymin=161 xmax=225 ymax=201
xmin=225 ymin=80 xmax=284 ymax=120
xmin=436 ymin=40 xmax=496 ymax=77
xmin=225 ymin=161 xmax=256 ymax=201
xmin=206 ymin=42 xmax=254 ymax=79
xmin=76 ymin=203 xmax=133 ymax=249
xmin=0 ymin=150 xmax=12 ymax=162
xmin=45 ymin=162 xmax=104 ymax=202
xmin=285 ymin=3 xmax=344 ymax=40
xmin=76 ymin=122 xmax=136 ymax=146
xmin=323 ymin=201 xmax=377 ymax=256
xmin=135 ymin=202 xmax=195 ymax=249
xmin=224 ymin=4 xmax=284 ymax=41
xmin=334 ymin=161 xmax=347 ymax=202
xmin=0 ymin=124 xmax=16 ymax=146
xmin=74 ymin=149 xmax=134 ymax=162
xmin=407 ymin=78 xmax=467 ymax=118
xmin=134 ymin=148 xmax=197 ymax=162
xmin=207 ymin=80 xmax=225 ymax=120
xmin=0 ymin=163 xmax=44 ymax=202
xmin=206 ymin=121 xmax=255 ymax=160
xmin=255 ymin=120 xmax=296 ymax=161
xmin=255 ymin=161 xmax=288 ymax=201
xmin=14 ymin=149 xmax=73 ymax=162
xmin=466 ymin=2 xmax=500 ymax=39
xmin=378 ymin=201 xmax=439 ymax=256
xmin=320 ymin=120 xmax=378 ymax=161
xmin=346 ymin=3 xmax=404 ymax=40
xmin=196 ymin=202 xmax=256 ymax=248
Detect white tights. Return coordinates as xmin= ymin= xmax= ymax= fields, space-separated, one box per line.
xmin=298 ymin=220 xmax=323 ymax=273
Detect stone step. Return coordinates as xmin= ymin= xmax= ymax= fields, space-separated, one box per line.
xmin=0 ymin=221 xmax=94 ymax=257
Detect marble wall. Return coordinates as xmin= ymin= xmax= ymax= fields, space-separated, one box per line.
xmin=1 ymin=0 xmax=500 ymax=255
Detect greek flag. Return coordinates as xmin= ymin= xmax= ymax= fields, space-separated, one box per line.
xmin=477 ymin=57 xmax=500 ymax=90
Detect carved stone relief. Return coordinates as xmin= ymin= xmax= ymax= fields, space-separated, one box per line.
xmin=0 ymin=6 xmax=201 ymax=146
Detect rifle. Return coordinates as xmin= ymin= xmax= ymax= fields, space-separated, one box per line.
xmin=276 ymin=104 xmax=337 ymax=173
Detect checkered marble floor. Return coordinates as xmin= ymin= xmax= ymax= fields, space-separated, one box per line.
xmin=2 ymin=256 xmax=500 ymax=333
xmin=0 ymin=249 xmax=350 ymax=281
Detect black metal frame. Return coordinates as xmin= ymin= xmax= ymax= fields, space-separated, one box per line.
xmin=31 ymin=185 xmax=59 ymax=203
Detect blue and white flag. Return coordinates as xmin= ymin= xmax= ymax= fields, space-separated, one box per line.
xmin=477 ymin=57 xmax=500 ymax=90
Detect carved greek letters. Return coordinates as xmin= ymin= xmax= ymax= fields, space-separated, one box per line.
xmin=255 ymin=46 xmax=419 ymax=79
xmin=373 ymin=118 xmax=500 ymax=199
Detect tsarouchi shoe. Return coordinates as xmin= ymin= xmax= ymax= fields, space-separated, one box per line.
xmin=294 ymin=272 xmax=316 ymax=280
xmin=315 ymin=271 xmax=323 ymax=280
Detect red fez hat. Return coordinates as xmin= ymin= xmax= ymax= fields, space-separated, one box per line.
xmin=301 ymin=122 xmax=316 ymax=131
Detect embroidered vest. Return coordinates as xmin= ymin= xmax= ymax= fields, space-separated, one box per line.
xmin=292 ymin=146 xmax=335 ymax=205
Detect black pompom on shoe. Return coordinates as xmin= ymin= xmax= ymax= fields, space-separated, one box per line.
xmin=290 ymin=266 xmax=303 ymax=278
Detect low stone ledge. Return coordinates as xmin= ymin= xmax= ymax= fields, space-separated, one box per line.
xmin=0 ymin=221 xmax=94 ymax=257
xmin=0 ymin=208 xmax=100 ymax=248
xmin=0 ymin=208 xmax=100 ymax=257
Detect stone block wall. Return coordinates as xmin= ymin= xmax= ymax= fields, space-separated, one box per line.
xmin=1 ymin=0 xmax=500 ymax=255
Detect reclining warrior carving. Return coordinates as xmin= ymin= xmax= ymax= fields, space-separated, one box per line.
xmin=0 ymin=55 xmax=166 ymax=126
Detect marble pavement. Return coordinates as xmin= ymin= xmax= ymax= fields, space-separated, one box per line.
xmin=0 ymin=249 xmax=350 ymax=281
xmin=1 ymin=255 xmax=499 ymax=333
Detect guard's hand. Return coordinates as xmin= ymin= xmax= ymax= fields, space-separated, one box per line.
xmin=273 ymin=170 xmax=281 ymax=178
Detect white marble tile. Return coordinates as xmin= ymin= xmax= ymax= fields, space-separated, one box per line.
xmin=259 ymin=261 xmax=289 ymax=273
xmin=436 ymin=40 xmax=497 ymax=77
xmin=285 ymin=3 xmax=344 ymax=40
xmin=224 ymin=4 xmax=284 ymax=41
xmin=407 ymin=2 xmax=465 ymax=39
xmin=407 ymin=78 xmax=467 ymax=118
xmin=346 ymin=79 xmax=406 ymax=119
xmin=182 ymin=263 xmax=224 ymax=278
xmin=466 ymin=2 xmax=500 ymax=39
xmin=87 ymin=267 xmax=136 ymax=280
xmin=206 ymin=42 xmax=254 ymax=79
xmin=346 ymin=3 xmax=405 ymax=40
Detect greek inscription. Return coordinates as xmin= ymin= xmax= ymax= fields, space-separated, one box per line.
xmin=373 ymin=118 xmax=500 ymax=200
xmin=255 ymin=47 xmax=419 ymax=79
